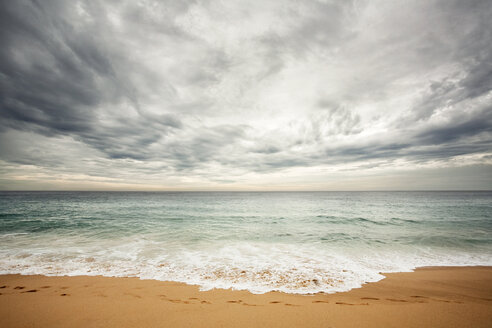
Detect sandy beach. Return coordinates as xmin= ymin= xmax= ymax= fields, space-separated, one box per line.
xmin=0 ymin=266 xmax=491 ymax=327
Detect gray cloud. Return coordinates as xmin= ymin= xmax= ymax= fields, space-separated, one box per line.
xmin=0 ymin=0 xmax=491 ymax=190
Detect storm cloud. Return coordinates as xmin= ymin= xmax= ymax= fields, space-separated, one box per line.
xmin=0 ymin=0 xmax=491 ymax=190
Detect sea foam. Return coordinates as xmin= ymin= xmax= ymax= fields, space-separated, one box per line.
xmin=0 ymin=191 xmax=491 ymax=294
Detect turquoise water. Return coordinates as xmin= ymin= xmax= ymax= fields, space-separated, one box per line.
xmin=0 ymin=191 xmax=491 ymax=294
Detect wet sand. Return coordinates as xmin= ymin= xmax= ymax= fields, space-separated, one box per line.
xmin=0 ymin=266 xmax=491 ymax=327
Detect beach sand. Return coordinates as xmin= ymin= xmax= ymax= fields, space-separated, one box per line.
xmin=0 ymin=266 xmax=491 ymax=327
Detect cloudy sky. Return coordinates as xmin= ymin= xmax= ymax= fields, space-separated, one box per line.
xmin=0 ymin=0 xmax=491 ymax=191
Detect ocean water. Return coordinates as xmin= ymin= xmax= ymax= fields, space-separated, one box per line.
xmin=0 ymin=191 xmax=491 ymax=294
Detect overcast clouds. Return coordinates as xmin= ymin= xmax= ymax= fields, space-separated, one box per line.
xmin=0 ymin=0 xmax=491 ymax=190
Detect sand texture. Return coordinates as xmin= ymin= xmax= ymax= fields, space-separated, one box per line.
xmin=1 ymin=266 xmax=491 ymax=327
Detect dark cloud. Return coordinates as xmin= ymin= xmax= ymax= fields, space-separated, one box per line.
xmin=0 ymin=0 xmax=186 ymax=162
xmin=0 ymin=0 xmax=491 ymax=189
xmin=417 ymin=109 xmax=492 ymax=145
xmin=0 ymin=1 xmax=114 ymax=132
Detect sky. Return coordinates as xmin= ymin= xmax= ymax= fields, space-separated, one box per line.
xmin=0 ymin=0 xmax=491 ymax=191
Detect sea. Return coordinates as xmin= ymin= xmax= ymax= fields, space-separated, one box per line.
xmin=0 ymin=191 xmax=491 ymax=294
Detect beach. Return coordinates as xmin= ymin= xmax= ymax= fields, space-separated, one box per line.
xmin=2 ymin=192 xmax=492 ymax=296
xmin=2 ymin=0 xmax=491 ymax=325
xmin=1 ymin=192 xmax=491 ymax=326
xmin=1 ymin=266 xmax=491 ymax=328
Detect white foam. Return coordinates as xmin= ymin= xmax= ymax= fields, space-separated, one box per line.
xmin=1 ymin=237 xmax=491 ymax=294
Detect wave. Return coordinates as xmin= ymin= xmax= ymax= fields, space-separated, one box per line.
xmin=1 ymin=240 xmax=490 ymax=294
xmin=314 ymin=215 xmax=421 ymax=226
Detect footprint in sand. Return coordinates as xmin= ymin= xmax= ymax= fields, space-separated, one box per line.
xmin=14 ymin=286 xmax=25 ymax=290
xmin=410 ymin=296 xmax=459 ymax=304
xmin=361 ymin=297 xmax=379 ymax=300
xmin=409 ymin=296 xmax=429 ymax=303
xmin=201 ymin=300 xmax=211 ymax=304
xmin=336 ymin=302 xmax=369 ymax=306
xmin=284 ymin=303 xmax=300 ymax=307
xmin=386 ymin=298 xmax=408 ymax=302
xmin=269 ymin=301 xmax=282 ymax=304
xmin=168 ymin=299 xmax=189 ymax=304
xmin=227 ymin=300 xmax=242 ymax=303
xmin=312 ymin=300 xmax=329 ymax=303
xmin=41 ymin=286 xmax=51 ymax=289
xmin=0 ymin=286 xmax=7 ymax=289
xmin=60 ymin=293 xmax=69 ymax=296
xmin=22 ymin=289 xmax=38 ymax=293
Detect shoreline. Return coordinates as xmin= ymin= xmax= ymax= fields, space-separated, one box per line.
xmin=1 ymin=266 xmax=491 ymax=327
